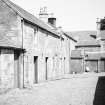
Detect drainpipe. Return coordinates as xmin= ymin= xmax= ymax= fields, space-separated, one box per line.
xmin=81 ymin=49 xmax=85 ymax=72
xmin=21 ymin=19 xmax=24 ymax=88
xmin=60 ymin=34 xmax=63 ymax=75
xmin=68 ymin=39 xmax=71 ymax=74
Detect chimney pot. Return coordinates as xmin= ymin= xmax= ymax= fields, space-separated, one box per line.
xmin=48 ymin=17 xmax=56 ymax=27
xmin=39 ymin=7 xmax=49 ymax=23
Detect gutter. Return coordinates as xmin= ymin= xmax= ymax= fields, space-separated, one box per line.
xmin=63 ymin=32 xmax=77 ymax=42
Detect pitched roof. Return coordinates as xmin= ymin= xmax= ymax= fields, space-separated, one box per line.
xmin=75 ymin=40 xmax=100 ymax=47
xmin=2 ymin=0 xmax=60 ymax=38
xmin=90 ymin=34 xmax=97 ymax=39
xmin=66 ymin=31 xmax=100 ymax=47
xmin=64 ymin=32 xmax=77 ymax=42
xmin=66 ymin=31 xmax=97 ymax=41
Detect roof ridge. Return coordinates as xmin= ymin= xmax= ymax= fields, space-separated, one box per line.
xmin=2 ymin=0 xmax=23 ymax=17
xmin=66 ymin=30 xmax=96 ymax=33
xmin=2 ymin=0 xmax=59 ymax=37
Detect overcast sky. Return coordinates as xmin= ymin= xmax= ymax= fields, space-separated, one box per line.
xmin=11 ymin=0 xmax=105 ymax=31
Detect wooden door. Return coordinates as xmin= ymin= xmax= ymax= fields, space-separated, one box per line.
xmin=34 ymin=56 xmax=38 ymax=83
xmin=45 ymin=57 xmax=48 ymax=80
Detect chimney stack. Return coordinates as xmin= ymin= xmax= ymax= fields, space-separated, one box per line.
xmin=48 ymin=13 xmax=56 ymax=27
xmin=39 ymin=7 xmax=49 ymax=23
xmin=39 ymin=7 xmax=57 ymax=27
xmin=48 ymin=17 xmax=56 ymax=27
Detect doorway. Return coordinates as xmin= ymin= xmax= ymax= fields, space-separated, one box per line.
xmin=45 ymin=57 xmax=48 ymax=80
xmin=14 ymin=51 xmax=20 ymax=88
xmin=34 ymin=56 xmax=38 ymax=83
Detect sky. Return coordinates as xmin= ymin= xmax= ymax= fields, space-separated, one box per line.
xmin=11 ymin=0 xmax=105 ymax=31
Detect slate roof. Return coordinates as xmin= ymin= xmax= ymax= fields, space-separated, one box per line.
xmin=66 ymin=31 xmax=97 ymax=41
xmin=90 ymin=34 xmax=97 ymax=39
xmin=66 ymin=31 xmax=100 ymax=47
xmin=75 ymin=40 xmax=100 ymax=47
xmin=64 ymin=32 xmax=77 ymax=42
xmin=2 ymin=0 xmax=60 ymax=37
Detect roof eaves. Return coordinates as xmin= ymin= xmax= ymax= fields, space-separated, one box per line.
xmin=0 ymin=46 xmax=25 ymax=52
xmin=75 ymin=44 xmax=100 ymax=47
xmin=90 ymin=34 xmax=97 ymax=39
xmin=71 ymin=57 xmax=82 ymax=59
xmin=2 ymin=0 xmax=60 ymax=38
xmin=2 ymin=0 xmax=23 ymax=18
xmin=64 ymin=32 xmax=77 ymax=42
xmin=23 ymin=18 xmax=60 ymax=38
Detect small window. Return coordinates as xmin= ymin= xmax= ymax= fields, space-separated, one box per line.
xmin=34 ymin=28 xmax=38 ymax=46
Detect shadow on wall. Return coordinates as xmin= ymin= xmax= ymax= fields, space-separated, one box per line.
xmin=93 ymin=76 xmax=105 ymax=105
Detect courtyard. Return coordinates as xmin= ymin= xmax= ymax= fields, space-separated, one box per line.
xmin=0 ymin=73 xmax=105 ymax=105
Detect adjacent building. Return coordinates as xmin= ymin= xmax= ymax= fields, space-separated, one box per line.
xmin=70 ymin=19 xmax=105 ymax=73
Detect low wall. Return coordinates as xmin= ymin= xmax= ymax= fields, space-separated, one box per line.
xmin=71 ymin=58 xmax=105 ymax=73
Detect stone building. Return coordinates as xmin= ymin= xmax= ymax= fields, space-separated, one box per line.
xmin=70 ymin=19 xmax=105 ymax=73
xmin=38 ymin=7 xmax=77 ymax=74
xmin=0 ymin=0 xmax=77 ymax=91
xmin=62 ymin=32 xmax=77 ymax=73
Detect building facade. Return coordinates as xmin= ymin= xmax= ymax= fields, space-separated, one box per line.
xmin=70 ymin=18 xmax=105 ymax=74
xmin=0 ymin=0 xmax=77 ymax=91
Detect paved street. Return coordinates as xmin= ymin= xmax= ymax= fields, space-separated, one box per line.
xmin=0 ymin=73 xmax=105 ymax=105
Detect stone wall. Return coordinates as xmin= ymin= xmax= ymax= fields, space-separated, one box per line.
xmin=71 ymin=58 xmax=83 ymax=73
xmin=62 ymin=35 xmax=70 ymax=74
xmin=22 ymin=21 xmax=66 ymax=86
xmin=0 ymin=0 xmax=22 ymax=46
xmin=76 ymin=46 xmax=100 ymax=52
xmin=0 ymin=1 xmax=24 ymax=90
xmin=0 ymin=49 xmax=14 ymax=91
xmin=85 ymin=60 xmax=98 ymax=72
xmin=0 ymin=0 xmax=75 ymax=88
xmin=71 ymin=58 xmax=105 ymax=74
xmin=23 ymin=22 xmax=36 ymax=86
xmin=37 ymin=28 xmax=64 ymax=81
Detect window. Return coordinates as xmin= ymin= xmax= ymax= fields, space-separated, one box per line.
xmin=34 ymin=28 xmax=38 ymax=47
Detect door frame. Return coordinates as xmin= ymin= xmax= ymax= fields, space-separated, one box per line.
xmin=34 ymin=56 xmax=38 ymax=83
